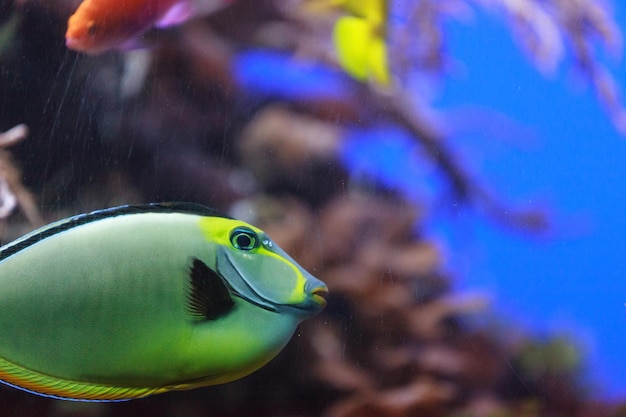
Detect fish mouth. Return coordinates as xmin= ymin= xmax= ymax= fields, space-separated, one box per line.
xmin=310 ymin=286 xmax=328 ymax=308
xmin=65 ymin=36 xmax=101 ymax=54
xmin=65 ymin=37 xmax=86 ymax=52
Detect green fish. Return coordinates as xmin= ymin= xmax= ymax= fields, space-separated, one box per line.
xmin=0 ymin=203 xmax=327 ymax=401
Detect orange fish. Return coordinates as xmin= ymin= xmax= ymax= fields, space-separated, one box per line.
xmin=66 ymin=0 xmax=232 ymax=54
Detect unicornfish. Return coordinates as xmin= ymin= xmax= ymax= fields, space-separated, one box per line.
xmin=0 ymin=202 xmax=327 ymax=401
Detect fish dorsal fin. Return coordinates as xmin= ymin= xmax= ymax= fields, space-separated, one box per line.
xmin=0 ymin=203 xmax=231 ymax=262
xmin=187 ymin=257 xmax=235 ymax=320
xmin=155 ymin=1 xmax=196 ymax=28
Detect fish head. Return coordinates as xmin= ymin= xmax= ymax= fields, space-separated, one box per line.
xmin=65 ymin=1 xmax=132 ymax=54
xmin=199 ymin=217 xmax=328 ymax=317
xmin=66 ymin=4 xmax=103 ymax=53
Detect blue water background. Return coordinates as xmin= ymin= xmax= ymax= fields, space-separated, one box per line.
xmin=234 ymin=4 xmax=626 ymax=399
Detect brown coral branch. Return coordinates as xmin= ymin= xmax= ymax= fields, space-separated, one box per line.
xmin=470 ymin=0 xmax=626 ymax=133
xmin=367 ymin=85 xmax=550 ymax=231
xmin=0 ymin=124 xmax=44 ymax=227
xmin=0 ymin=123 xmax=28 ymax=147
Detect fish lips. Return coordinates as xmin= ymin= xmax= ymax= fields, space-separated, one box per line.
xmin=65 ymin=36 xmax=83 ymax=51
xmin=65 ymin=36 xmax=101 ymax=54
xmin=303 ymin=277 xmax=328 ymax=311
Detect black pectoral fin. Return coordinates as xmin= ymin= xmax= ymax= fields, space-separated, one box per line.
xmin=187 ymin=257 xmax=235 ymax=320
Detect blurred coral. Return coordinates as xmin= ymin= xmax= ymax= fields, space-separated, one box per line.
xmin=474 ymin=0 xmax=626 ymax=132
xmin=0 ymin=124 xmax=43 ymax=228
xmin=221 ymin=190 xmax=592 ymax=417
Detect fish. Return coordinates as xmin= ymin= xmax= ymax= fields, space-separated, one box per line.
xmin=65 ymin=0 xmax=232 ymax=54
xmin=332 ymin=0 xmax=390 ymax=85
xmin=0 ymin=202 xmax=327 ymax=401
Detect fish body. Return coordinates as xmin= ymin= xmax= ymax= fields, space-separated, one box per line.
xmin=0 ymin=203 xmax=327 ymax=401
xmin=332 ymin=0 xmax=390 ymax=85
xmin=65 ymin=0 xmax=231 ymax=53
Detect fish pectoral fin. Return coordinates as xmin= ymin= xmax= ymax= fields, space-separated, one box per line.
xmin=187 ymin=257 xmax=235 ymax=320
xmin=155 ymin=1 xmax=196 ymax=28
xmin=0 ymin=356 xmax=164 ymax=401
xmin=118 ymin=37 xmax=149 ymax=51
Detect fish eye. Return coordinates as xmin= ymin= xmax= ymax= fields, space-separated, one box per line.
xmin=87 ymin=22 xmax=99 ymax=37
xmin=230 ymin=227 xmax=259 ymax=251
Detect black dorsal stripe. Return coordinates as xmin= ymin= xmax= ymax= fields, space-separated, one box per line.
xmin=187 ymin=257 xmax=235 ymax=320
xmin=0 ymin=202 xmax=232 ymax=263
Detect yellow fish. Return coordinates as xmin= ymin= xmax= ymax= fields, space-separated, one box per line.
xmin=332 ymin=0 xmax=390 ymax=85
